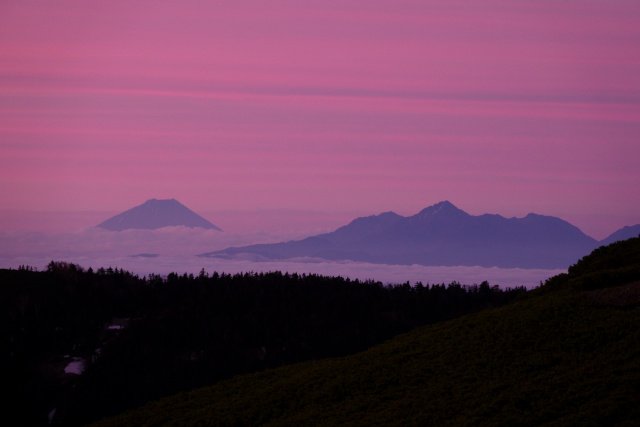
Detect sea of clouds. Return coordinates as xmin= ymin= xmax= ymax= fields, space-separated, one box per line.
xmin=0 ymin=227 xmax=563 ymax=288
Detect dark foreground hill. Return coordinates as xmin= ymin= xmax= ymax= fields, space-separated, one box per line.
xmin=96 ymin=198 xmax=222 ymax=231
xmin=96 ymin=237 xmax=640 ymax=426
xmin=1 ymin=263 xmax=523 ymax=426
xmin=200 ymin=201 xmax=598 ymax=269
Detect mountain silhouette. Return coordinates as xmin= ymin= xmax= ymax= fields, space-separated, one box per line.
xmin=200 ymin=201 xmax=598 ymax=269
xmin=97 ymin=199 xmax=222 ymax=231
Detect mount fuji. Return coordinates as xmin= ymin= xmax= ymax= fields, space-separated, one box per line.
xmin=97 ymin=199 xmax=222 ymax=231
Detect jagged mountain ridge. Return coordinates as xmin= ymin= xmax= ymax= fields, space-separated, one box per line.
xmin=200 ymin=201 xmax=600 ymax=269
xmin=97 ymin=199 xmax=222 ymax=231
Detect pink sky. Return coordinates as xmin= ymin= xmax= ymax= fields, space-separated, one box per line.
xmin=1 ymin=1 xmax=640 ymax=239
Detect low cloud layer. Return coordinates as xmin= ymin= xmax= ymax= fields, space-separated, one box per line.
xmin=0 ymin=226 xmax=309 ymax=258
xmin=0 ymin=227 xmax=562 ymax=288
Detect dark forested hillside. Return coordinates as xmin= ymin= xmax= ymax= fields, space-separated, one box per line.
xmin=91 ymin=237 xmax=640 ymax=427
xmin=1 ymin=262 xmax=524 ymax=426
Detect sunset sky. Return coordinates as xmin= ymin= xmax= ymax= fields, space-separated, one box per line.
xmin=1 ymin=1 xmax=639 ymax=239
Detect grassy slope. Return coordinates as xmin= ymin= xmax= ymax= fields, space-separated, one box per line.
xmin=91 ymin=289 xmax=640 ymax=426
xmin=93 ymin=238 xmax=640 ymax=426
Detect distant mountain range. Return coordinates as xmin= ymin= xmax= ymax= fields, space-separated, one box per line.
xmin=200 ymin=201 xmax=639 ymax=269
xmin=96 ymin=199 xmax=222 ymax=231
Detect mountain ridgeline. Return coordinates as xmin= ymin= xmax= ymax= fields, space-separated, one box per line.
xmin=201 ymin=201 xmax=611 ymax=269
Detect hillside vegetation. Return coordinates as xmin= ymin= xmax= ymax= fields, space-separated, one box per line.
xmin=93 ymin=236 xmax=640 ymax=426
